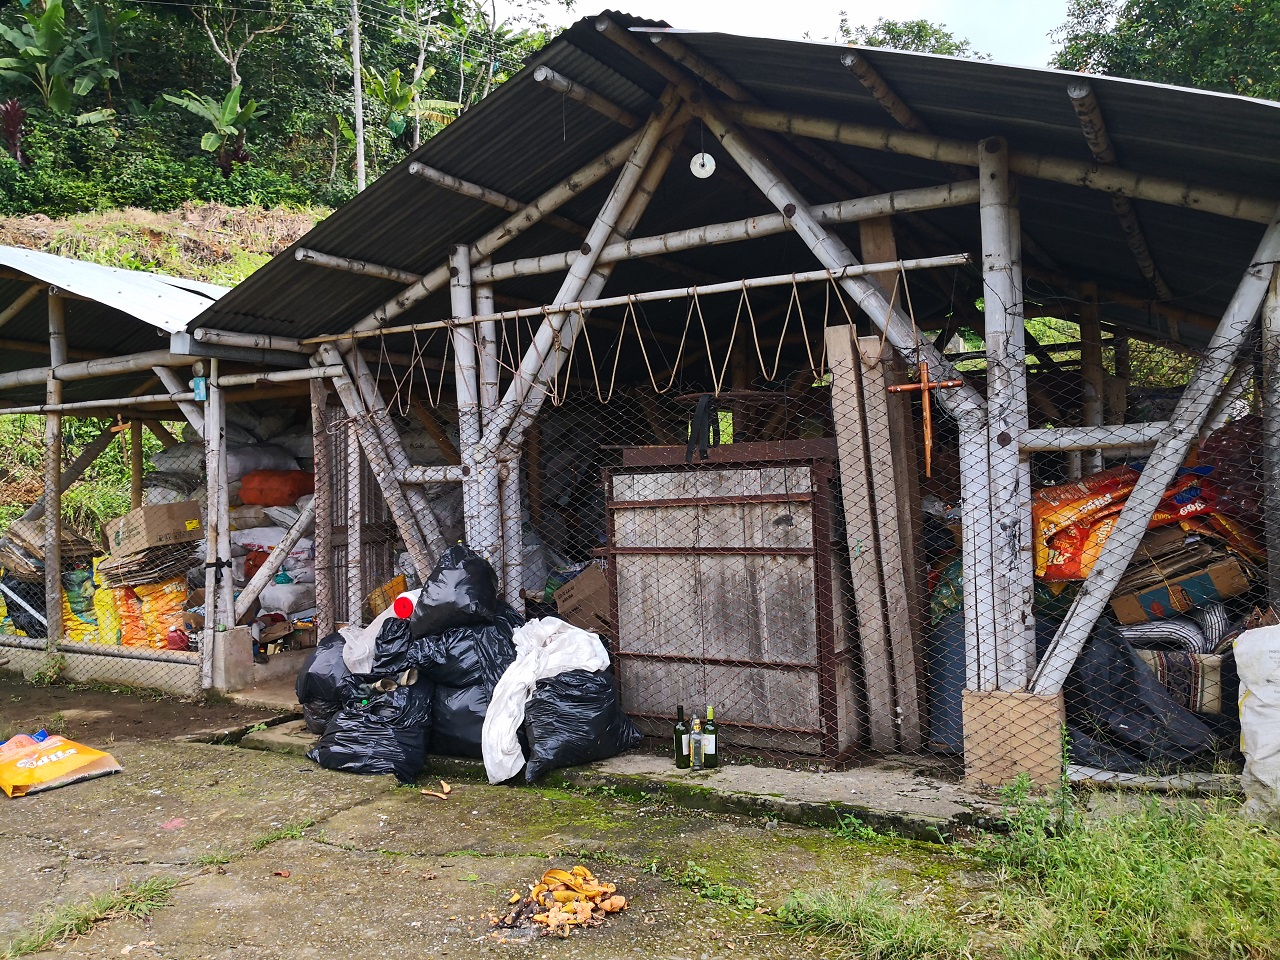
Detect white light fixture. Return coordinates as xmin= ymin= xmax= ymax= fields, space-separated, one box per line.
xmin=690 ymin=152 xmax=716 ymax=179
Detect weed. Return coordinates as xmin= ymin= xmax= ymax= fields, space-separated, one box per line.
xmin=778 ymin=884 xmax=973 ymax=960
xmin=249 ymin=819 xmax=316 ymax=851
xmin=245 ymin=722 xmax=269 ymax=734
xmin=981 ymin=776 xmax=1280 ymax=960
xmin=830 ymin=811 xmax=895 ymax=843
xmin=0 ymin=876 xmax=178 ymax=959
xmin=672 ymin=861 xmax=759 ymax=911
xmin=41 ymin=712 xmax=67 ymax=736
xmin=194 ymin=850 xmax=232 ymax=866
xmin=28 ymin=655 xmax=66 ymax=686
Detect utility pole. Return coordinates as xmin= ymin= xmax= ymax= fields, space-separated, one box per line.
xmin=351 ymin=0 xmax=366 ymax=191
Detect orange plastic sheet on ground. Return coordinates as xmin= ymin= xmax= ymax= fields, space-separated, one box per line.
xmin=0 ymin=733 xmax=121 ymax=798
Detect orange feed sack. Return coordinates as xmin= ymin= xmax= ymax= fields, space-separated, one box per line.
xmin=0 ymin=734 xmax=121 ymax=798
xmin=238 ymin=470 xmax=314 ymax=507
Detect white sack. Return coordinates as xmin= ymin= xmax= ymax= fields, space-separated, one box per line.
xmin=258 ymin=582 xmax=316 ymax=616
xmin=1237 ymin=625 xmax=1280 ymax=821
xmin=481 ymin=617 xmax=610 ymax=784
xmin=225 ymin=444 xmax=299 ymax=483
xmin=152 ymin=441 xmax=206 ymax=476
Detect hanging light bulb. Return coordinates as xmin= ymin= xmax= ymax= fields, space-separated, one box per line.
xmin=690 ymin=152 xmax=716 ymax=179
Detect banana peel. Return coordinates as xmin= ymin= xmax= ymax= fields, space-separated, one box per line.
xmin=497 ymin=864 xmax=627 ymax=937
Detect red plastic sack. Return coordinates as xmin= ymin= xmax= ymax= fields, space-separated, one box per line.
xmin=239 ymin=470 xmax=314 ymax=507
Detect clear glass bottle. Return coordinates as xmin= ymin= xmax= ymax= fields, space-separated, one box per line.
xmin=703 ymin=705 xmax=718 ymax=768
xmin=690 ymin=717 xmax=704 ymax=770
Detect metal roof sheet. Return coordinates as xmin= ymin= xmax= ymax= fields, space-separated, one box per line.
xmin=0 ymin=245 xmax=228 ymax=405
xmin=188 ymin=13 xmax=1280 ymax=354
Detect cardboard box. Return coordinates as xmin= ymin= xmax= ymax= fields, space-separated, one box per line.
xmin=963 ymin=690 xmax=1065 ymax=788
xmin=1110 ymin=559 xmax=1250 ymax=625
xmin=554 ymin=563 xmax=612 ymax=637
xmin=288 ymin=624 xmax=318 ymax=650
xmin=104 ymin=502 xmax=203 ymax=558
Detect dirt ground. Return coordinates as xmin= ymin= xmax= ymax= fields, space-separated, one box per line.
xmin=0 ymin=676 xmax=279 ymax=745
xmin=0 ymin=680 xmax=984 ymax=960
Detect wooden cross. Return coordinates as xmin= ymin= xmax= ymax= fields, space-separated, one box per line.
xmin=886 ymin=361 xmax=964 ymax=477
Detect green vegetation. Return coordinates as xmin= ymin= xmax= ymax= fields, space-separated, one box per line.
xmin=249 ymin=817 xmax=316 ymax=850
xmin=0 ymin=0 xmax=561 ymax=215
xmin=194 ymin=849 xmax=233 ymax=866
xmin=0 ymin=876 xmax=178 ymax=959
xmin=779 ymin=885 xmax=973 ymax=960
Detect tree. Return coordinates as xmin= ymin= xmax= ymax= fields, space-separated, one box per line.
xmin=0 ymin=0 xmax=114 ymax=113
xmin=835 ymin=15 xmax=989 ymax=59
xmin=194 ymin=0 xmax=287 ymax=89
xmin=1052 ymin=0 xmax=1280 ymax=99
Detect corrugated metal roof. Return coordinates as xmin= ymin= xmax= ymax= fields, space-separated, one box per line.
xmin=188 ymin=12 xmax=1280 ymax=354
xmin=0 ymin=245 xmax=228 ymax=405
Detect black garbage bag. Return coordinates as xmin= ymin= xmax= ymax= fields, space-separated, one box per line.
xmin=407 ymin=544 xmax=499 ymax=639
xmin=523 ymin=669 xmax=641 ymax=782
xmin=307 ymin=680 xmax=433 ymax=782
xmin=295 ymin=632 xmax=357 ymax=734
xmin=413 ymin=603 xmax=522 ymax=688
xmin=1062 ymin=620 xmax=1216 ymax=771
xmin=430 ymin=684 xmax=489 ymax=758
xmin=1 ymin=574 xmax=46 ymax=639
xmin=369 ymin=617 xmax=416 ymax=681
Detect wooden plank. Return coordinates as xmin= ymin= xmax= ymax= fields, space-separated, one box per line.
xmin=826 ymin=323 xmax=896 ymax=752
xmin=858 ymin=336 xmax=924 ymax=751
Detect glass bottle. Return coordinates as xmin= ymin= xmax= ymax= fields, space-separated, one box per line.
xmin=690 ymin=717 xmax=704 ymax=770
xmin=703 ymin=705 xmax=718 ymax=768
xmin=674 ymin=706 xmax=691 ymax=769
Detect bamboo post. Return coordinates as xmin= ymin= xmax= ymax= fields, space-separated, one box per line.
xmin=129 ymin=420 xmax=144 ymax=509
xmin=201 ymin=357 xmax=225 ymax=690
xmin=0 ymin=349 xmax=186 ymax=390
xmin=0 ymin=284 xmax=43 ymax=331
xmin=476 ymin=269 xmax=509 ymax=582
xmin=1079 ymin=283 xmax=1105 ymax=475
xmin=346 ymin=423 xmax=364 ymax=626
xmin=348 ymin=129 xmax=646 ymax=335
xmin=143 ymin=420 xmax=178 ymax=448
xmin=688 ymin=96 xmax=986 ymax=426
xmin=315 ymin=343 xmax=438 ymax=589
xmin=977 ymin=137 xmax=1034 ymax=691
xmin=532 ymin=66 xmax=643 ymax=128
xmin=487 ymin=90 xmax=683 ymax=458
xmin=236 ymin=498 xmax=318 ymax=622
xmin=499 ymin=459 xmax=523 ymax=608
xmin=450 ymin=244 xmax=491 ymax=558
xmin=343 ymin=346 xmax=446 ymax=555
xmin=153 ymin=366 xmax=204 ymax=439
xmin=20 ymin=425 xmax=116 ymax=522
xmin=1264 ymin=272 xmax=1280 ymax=608
xmin=1033 ymin=212 xmax=1280 ymax=695
xmin=43 ymin=293 xmax=66 ymax=648
xmin=311 ymin=378 xmax=335 ymax=637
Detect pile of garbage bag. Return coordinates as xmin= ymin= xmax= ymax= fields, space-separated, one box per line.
xmin=297 ymin=545 xmax=638 ymax=784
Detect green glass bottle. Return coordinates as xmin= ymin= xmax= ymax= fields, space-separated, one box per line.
xmin=674 ymin=706 xmax=691 ymax=769
xmin=703 ymin=705 xmax=719 ymax=768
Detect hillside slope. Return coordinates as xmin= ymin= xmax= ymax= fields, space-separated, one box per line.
xmin=0 ymin=203 xmax=326 ymax=286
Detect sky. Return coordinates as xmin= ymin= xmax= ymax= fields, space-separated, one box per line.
xmin=499 ymin=0 xmax=1072 ymax=70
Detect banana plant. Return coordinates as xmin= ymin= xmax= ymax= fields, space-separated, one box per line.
xmin=0 ymin=0 xmax=113 ymax=114
xmin=164 ymin=84 xmax=269 ymax=175
xmin=363 ymin=65 xmax=458 ymax=136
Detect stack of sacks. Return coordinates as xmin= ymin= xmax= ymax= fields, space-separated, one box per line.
xmin=228 ymin=467 xmax=315 ymax=622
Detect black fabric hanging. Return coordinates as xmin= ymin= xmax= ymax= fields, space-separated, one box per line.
xmin=685 ymin=394 xmax=721 ymax=464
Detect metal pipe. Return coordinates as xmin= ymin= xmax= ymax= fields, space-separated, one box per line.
xmin=303 ymin=253 xmax=973 ymax=347
xmin=719 ymin=101 xmax=1279 ymax=224
xmin=532 ymin=65 xmax=643 ymax=128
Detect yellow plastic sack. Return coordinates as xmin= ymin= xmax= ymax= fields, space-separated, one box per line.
xmin=61 ymin=589 xmax=98 ymax=644
xmin=0 ymin=733 xmax=122 ymax=798
xmin=92 ymin=586 xmax=123 ymax=645
xmin=133 ymin=578 xmax=187 ymax=649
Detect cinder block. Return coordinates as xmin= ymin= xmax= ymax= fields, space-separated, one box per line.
xmin=212 ymin=625 xmax=255 ymax=693
xmin=963 ymin=690 xmax=1065 ymax=788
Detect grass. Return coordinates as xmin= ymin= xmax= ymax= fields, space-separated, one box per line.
xmin=670 ymin=861 xmax=759 ymax=911
xmin=980 ymin=776 xmax=1280 ymax=960
xmin=778 ymin=884 xmax=974 ymax=960
xmin=194 ymin=850 xmax=233 ymax=866
xmin=249 ymin=819 xmax=316 ymax=851
xmin=0 ymin=877 xmax=178 ymax=959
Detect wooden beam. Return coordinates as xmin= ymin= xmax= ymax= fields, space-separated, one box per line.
xmin=143 ymin=419 xmax=178 ymax=447
xmin=20 ymin=423 xmax=116 ymax=522
xmin=1264 ymin=272 xmax=1280 ymax=608
xmin=719 ymin=101 xmax=1279 ymax=223
xmin=129 ymin=419 xmax=143 ymax=509
xmin=533 ymin=65 xmax=643 ymax=128
xmin=295 ymin=248 xmax=422 ymax=285
xmin=1033 ymin=212 xmax=1280 ymax=695
xmin=1079 ymin=283 xmax=1106 ymax=474
xmin=44 ymin=294 xmax=66 ymax=648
